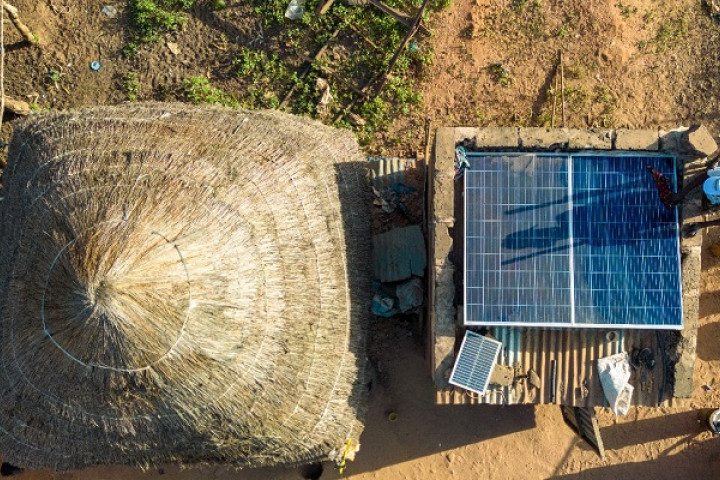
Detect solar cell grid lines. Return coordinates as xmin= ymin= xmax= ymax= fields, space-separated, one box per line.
xmin=464 ymin=153 xmax=682 ymax=329
xmin=449 ymin=331 xmax=502 ymax=395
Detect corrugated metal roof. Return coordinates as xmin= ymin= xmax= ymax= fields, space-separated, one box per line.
xmin=437 ymin=327 xmax=675 ymax=407
xmin=368 ymin=157 xmax=420 ymax=190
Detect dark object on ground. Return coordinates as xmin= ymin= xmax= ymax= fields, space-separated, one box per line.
xmin=560 ymin=406 xmax=606 ymax=460
xmin=684 ymin=218 xmax=720 ymax=238
xmin=0 ymin=463 xmax=23 ymax=477
xmin=630 ymin=348 xmax=656 ymax=370
xmin=300 ymin=462 xmax=324 ymax=480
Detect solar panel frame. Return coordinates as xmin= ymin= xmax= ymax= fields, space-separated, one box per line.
xmin=449 ymin=331 xmax=502 ymax=395
xmin=463 ymin=152 xmax=683 ymax=330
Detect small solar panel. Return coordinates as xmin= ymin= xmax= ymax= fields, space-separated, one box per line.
xmin=449 ymin=331 xmax=502 ymax=395
xmin=464 ymin=153 xmax=682 ymax=329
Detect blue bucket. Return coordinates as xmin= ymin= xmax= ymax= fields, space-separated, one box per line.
xmin=703 ymin=177 xmax=720 ymax=205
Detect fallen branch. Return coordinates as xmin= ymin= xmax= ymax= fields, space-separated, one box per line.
xmin=560 ymin=50 xmax=566 ymax=127
xmin=3 ymin=2 xmax=38 ymax=44
xmin=373 ymin=0 xmax=431 ymax=96
xmin=367 ymin=0 xmax=430 ymax=36
xmin=315 ymin=0 xmax=335 ymax=15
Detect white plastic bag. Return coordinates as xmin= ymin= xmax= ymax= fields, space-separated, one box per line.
xmin=284 ymin=0 xmax=306 ymax=20
xmin=597 ymin=352 xmax=634 ymax=416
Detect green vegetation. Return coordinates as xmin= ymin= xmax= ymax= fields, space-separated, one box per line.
xmin=47 ymin=70 xmax=61 ymax=84
xmin=595 ymin=86 xmax=617 ymax=127
xmin=182 ymin=76 xmax=239 ymax=107
xmin=122 ymin=72 xmax=142 ymax=101
xmin=488 ymin=62 xmax=513 ymax=87
xmin=653 ymin=14 xmax=689 ymax=52
xmin=125 ymin=0 xmax=197 ymax=56
xmin=122 ymin=0 xmax=446 ymax=143
xmin=616 ymin=2 xmax=637 ymax=18
xmin=565 ymin=65 xmax=583 ymax=80
xmin=231 ymin=0 xmax=438 ymax=143
xmin=562 ymin=86 xmax=588 ymax=112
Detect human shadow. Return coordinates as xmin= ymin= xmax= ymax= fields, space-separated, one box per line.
xmin=502 ymin=190 xmax=677 ymax=266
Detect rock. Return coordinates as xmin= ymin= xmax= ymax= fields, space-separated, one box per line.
xmin=528 ymin=369 xmax=541 ymax=389
xmin=682 ymin=124 xmax=718 ymax=157
xmin=167 ymin=42 xmax=180 ymax=55
xmin=3 ymin=96 xmax=30 ymax=116
xmin=489 ymin=364 xmax=514 ymax=386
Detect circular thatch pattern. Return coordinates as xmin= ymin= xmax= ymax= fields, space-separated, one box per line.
xmin=0 ymin=103 xmax=371 ymax=471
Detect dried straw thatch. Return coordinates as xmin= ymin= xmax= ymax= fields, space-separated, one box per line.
xmin=0 ymin=103 xmax=371 ymax=471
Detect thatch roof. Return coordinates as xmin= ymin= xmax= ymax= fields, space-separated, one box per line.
xmin=0 ymin=103 xmax=371 ymax=471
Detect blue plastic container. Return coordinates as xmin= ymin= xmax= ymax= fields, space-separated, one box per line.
xmin=703 ymin=177 xmax=720 ymax=205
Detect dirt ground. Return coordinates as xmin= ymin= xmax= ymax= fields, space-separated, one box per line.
xmin=2 ymin=0 xmax=720 ymax=479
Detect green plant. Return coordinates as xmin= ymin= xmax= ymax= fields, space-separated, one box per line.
xmin=122 ymin=72 xmax=142 ymax=101
xmin=235 ymin=0 xmax=445 ymax=138
xmin=488 ymin=62 xmax=513 ymax=87
xmin=234 ymin=47 xmax=265 ymax=76
xmin=565 ymin=65 xmax=583 ymax=79
xmin=595 ymin=86 xmax=617 ymax=127
xmin=182 ymin=76 xmax=239 ymax=107
xmin=47 ymin=70 xmax=61 ymax=84
xmin=653 ymin=14 xmax=689 ymax=53
xmin=211 ymin=0 xmax=226 ymax=9
xmin=563 ymin=86 xmax=588 ymax=112
xmin=124 ymin=0 xmax=197 ymax=56
xmin=556 ymin=24 xmax=569 ymax=38
xmin=616 ymin=2 xmax=637 ymax=18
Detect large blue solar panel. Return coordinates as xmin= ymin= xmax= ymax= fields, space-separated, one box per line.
xmin=464 ymin=153 xmax=682 ymax=329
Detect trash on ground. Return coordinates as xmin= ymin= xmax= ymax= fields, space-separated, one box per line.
xmin=285 ymin=0 xmax=306 ymax=20
xmin=597 ymin=352 xmax=634 ymax=416
xmin=527 ymin=369 xmax=541 ymax=389
xmin=167 ymin=42 xmax=180 ymax=55
xmin=629 ymin=347 xmax=655 ymax=370
xmin=395 ymin=277 xmax=423 ymax=312
xmin=90 ymin=61 xmax=102 ymax=71
xmin=101 ymin=5 xmax=117 ymax=18
xmin=315 ymin=77 xmax=333 ymax=113
xmin=455 ymin=145 xmax=470 ymax=178
xmin=372 ymin=182 xmax=415 ymax=216
xmin=372 ymin=293 xmax=396 ymax=317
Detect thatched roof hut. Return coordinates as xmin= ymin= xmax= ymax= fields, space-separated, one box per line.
xmin=0 ymin=103 xmax=371 ymax=471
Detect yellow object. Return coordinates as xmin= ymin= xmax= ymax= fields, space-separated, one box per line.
xmin=338 ymin=438 xmax=355 ymax=475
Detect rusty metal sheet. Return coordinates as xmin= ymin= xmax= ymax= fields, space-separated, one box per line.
xmin=437 ymin=327 xmax=673 ymax=408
